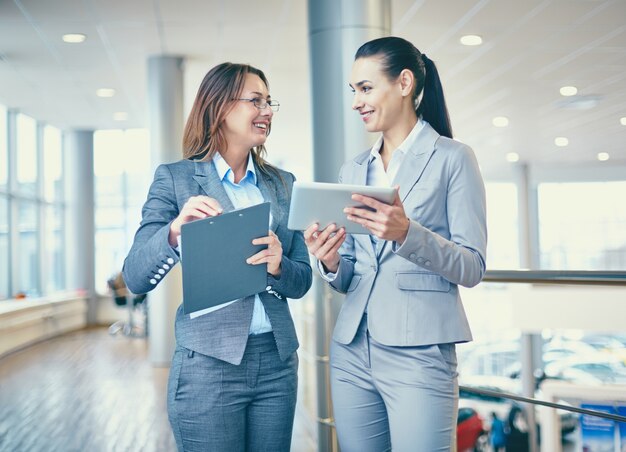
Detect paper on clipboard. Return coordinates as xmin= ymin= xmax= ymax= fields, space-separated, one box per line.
xmin=179 ymin=202 xmax=270 ymax=316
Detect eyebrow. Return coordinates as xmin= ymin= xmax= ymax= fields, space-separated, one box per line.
xmin=248 ymin=90 xmax=271 ymax=99
xmin=349 ymin=80 xmax=372 ymax=89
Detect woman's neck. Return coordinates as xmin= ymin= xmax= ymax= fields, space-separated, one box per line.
xmin=380 ymin=112 xmax=418 ymax=159
xmin=220 ymin=146 xmax=250 ymax=183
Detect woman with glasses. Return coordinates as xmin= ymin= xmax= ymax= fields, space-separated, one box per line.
xmin=304 ymin=37 xmax=487 ymax=451
xmin=123 ymin=62 xmax=312 ymax=451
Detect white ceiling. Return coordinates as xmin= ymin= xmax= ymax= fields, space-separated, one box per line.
xmin=1 ymin=0 xmax=625 ymax=178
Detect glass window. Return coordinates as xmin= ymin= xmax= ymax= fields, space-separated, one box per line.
xmin=44 ymin=205 xmax=65 ymax=293
xmin=0 ymin=105 xmax=7 ymax=190
xmin=485 ymin=182 xmax=520 ymax=269
xmin=0 ymin=197 xmax=8 ymax=300
xmin=17 ymin=200 xmax=39 ymax=296
xmin=43 ymin=125 xmax=63 ymax=202
xmin=16 ymin=114 xmax=38 ymax=196
xmin=94 ymin=129 xmax=150 ymax=294
xmin=538 ymin=182 xmax=626 ymax=270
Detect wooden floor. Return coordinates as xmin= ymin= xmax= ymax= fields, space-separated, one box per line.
xmin=0 ymin=328 xmax=316 ymax=452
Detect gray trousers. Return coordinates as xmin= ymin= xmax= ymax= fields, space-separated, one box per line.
xmin=167 ymin=332 xmax=298 ymax=452
xmin=330 ymin=315 xmax=458 ymax=452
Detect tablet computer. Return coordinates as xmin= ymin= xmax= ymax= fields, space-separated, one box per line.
xmin=288 ymin=181 xmax=397 ymax=234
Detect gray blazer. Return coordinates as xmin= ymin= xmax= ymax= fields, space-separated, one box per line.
xmin=123 ymin=158 xmax=312 ymax=365
xmin=328 ymin=122 xmax=487 ymax=347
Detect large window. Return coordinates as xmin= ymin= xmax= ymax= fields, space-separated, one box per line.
xmin=94 ymin=129 xmax=150 ymax=294
xmin=16 ymin=113 xmax=38 ymax=196
xmin=485 ymin=182 xmax=520 ymax=269
xmin=0 ymin=108 xmax=65 ymax=300
xmin=538 ymin=182 xmax=626 ymax=270
xmin=43 ymin=126 xmax=64 ymax=293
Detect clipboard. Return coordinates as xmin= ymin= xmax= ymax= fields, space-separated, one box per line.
xmin=180 ymin=202 xmax=270 ymax=315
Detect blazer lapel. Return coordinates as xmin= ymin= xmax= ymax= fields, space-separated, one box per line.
xmin=256 ymin=168 xmax=281 ymax=232
xmin=377 ymin=123 xmax=440 ymax=259
xmin=392 ymin=122 xmax=439 ymax=202
xmin=192 ymin=160 xmax=235 ymax=212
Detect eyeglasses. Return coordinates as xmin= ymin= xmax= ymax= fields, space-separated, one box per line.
xmin=235 ymin=97 xmax=280 ymax=112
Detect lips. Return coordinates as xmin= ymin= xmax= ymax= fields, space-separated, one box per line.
xmin=360 ymin=110 xmax=373 ymax=122
xmin=253 ymin=121 xmax=268 ymax=130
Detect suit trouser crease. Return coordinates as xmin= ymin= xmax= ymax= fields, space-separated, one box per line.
xmin=167 ymin=332 xmax=298 ymax=452
xmin=330 ymin=316 xmax=459 ymax=452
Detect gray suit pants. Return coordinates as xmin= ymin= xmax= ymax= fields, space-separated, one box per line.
xmin=330 ymin=316 xmax=458 ymax=452
xmin=167 ymin=332 xmax=298 ymax=451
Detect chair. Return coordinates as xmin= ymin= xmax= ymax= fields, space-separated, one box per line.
xmin=107 ymin=273 xmax=147 ymax=338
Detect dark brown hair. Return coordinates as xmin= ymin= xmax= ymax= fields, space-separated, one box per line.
xmin=182 ymin=62 xmax=277 ymax=175
xmin=355 ymin=37 xmax=453 ymax=138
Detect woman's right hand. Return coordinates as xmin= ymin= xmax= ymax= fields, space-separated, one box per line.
xmin=303 ymin=223 xmax=346 ymax=273
xmin=168 ymin=196 xmax=223 ymax=247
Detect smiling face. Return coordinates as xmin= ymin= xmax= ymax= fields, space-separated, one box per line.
xmin=222 ymin=73 xmax=273 ymax=152
xmin=349 ymin=56 xmax=407 ymax=133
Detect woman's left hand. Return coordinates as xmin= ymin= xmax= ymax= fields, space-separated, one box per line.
xmin=345 ymin=188 xmax=410 ymax=244
xmin=248 ymin=230 xmax=283 ymax=276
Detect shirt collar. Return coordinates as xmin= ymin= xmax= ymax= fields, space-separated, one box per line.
xmin=213 ymin=152 xmax=257 ymax=185
xmin=368 ymin=118 xmax=425 ymax=163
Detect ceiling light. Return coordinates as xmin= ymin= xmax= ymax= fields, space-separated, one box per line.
xmin=492 ymin=116 xmax=509 ymax=127
xmin=559 ymin=86 xmax=578 ymax=96
xmin=96 ymin=88 xmax=115 ymax=98
xmin=506 ymin=152 xmax=519 ymax=163
xmin=597 ymin=152 xmax=610 ymax=161
xmin=554 ymin=137 xmax=569 ymax=147
xmin=460 ymin=35 xmax=483 ymax=46
xmin=62 ymin=33 xmax=86 ymax=44
xmin=620 ymin=117 xmax=626 ymax=126
xmin=113 ymin=112 xmax=128 ymax=121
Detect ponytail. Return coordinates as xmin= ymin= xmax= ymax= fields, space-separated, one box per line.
xmin=355 ymin=37 xmax=453 ymax=139
xmin=417 ymin=55 xmax=453 ymax=139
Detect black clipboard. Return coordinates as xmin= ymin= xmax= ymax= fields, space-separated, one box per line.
xmin=180 ymin=202 xmax=270 ymax=315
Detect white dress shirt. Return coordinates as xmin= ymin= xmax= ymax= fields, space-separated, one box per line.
xmin=191 ymin=152 xmax=273 ymax=335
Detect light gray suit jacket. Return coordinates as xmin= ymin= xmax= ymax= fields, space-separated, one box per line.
xmin=328 ymin=122 xmax=487 ymax=347
xmin=123 ymin=158 xmax=312 ymax=365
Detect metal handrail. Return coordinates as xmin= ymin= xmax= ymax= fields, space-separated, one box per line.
xmin=460 ymin=385 xmax=626 ymax=423
xmin=483 ymin=270 xmax=626 ymax=286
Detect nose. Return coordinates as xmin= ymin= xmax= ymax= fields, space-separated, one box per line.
xmin=352 ymin=93 xmax=363 ymax=111
xmin=259 ymin=105 xmax=273 ymax=119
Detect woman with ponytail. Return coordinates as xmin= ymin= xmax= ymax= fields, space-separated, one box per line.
xmin=304 ymin=37 xmax=487 ymax=451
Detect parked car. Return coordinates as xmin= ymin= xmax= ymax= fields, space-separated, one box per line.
xmin=457 ymin=407 xmax=488 ymax=452
xmin=544 ymin=355 xmax=626 ymax=385
xmin=459 ymin=375 xmax=578 ymax=436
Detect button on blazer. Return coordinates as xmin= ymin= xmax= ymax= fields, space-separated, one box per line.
xmin=123 ymin=158 xmax=312 ymax=365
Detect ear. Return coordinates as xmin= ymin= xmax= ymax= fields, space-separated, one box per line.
xmin=398 ymin=69 xmax=415 ymax=97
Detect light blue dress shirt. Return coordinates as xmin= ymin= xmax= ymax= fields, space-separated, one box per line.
xmin=213 ymin=152 xmax=273 ymax=335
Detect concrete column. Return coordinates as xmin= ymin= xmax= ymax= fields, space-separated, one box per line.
xmin=516 ymin=163 xmax=540 ymax=452
xmin=146 ymin=55 xmax=185 ymax=366
xmin=64 ymin=130 xmax=96 ymax=323
xmin=308 ymin=2 xmax=390 ymax=450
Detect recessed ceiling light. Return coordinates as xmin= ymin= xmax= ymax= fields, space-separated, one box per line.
xmin=62 ymin=33 xmax=86 ymax=44
xmin=492 ymin=116 xmax=509 ymax=127
xmin=554 ymin=137 xmax=569 ymax=147
xmin=96 ymin=88 xmax=115 ymax=98
xmin=620 ymin=117 xmax=626 ymax=125
xmin=113 ymin=112 xmax=128 ymax=121
xmin=597 ymin=152 xmax=610 ymax=161
xmin=506 ymin=152 xmax=519 ymax=163
xmin=460 ymin=35 xmax=483 ymax=46
xmin=559 ymin=86 xmax=578 ymax=96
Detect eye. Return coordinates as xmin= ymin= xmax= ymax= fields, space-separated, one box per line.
xmin=361 ymin=86 xmax=372 ymax=93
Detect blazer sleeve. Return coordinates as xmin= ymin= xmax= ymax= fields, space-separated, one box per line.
xmin=122 ymin=164 xmax=181 ymax=295
xmin=394 ymin=144 xmax=487 ymax=287
xmin=266 ymin=173 xmax=312 ymax=299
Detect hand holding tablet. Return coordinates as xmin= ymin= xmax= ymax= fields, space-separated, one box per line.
xmin=288 ymin=181 xmax=397 ymax=234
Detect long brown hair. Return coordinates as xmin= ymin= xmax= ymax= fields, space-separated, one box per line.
xmin=182 ymin=62 xmax=278 ymax=176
